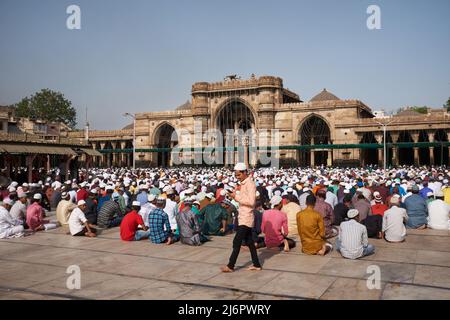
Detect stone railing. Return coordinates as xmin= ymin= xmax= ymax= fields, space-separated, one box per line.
xmin=192 ymin=76 xmax=283 ymax=92
xmin=67 ymin=129 xmax=133 ymax=138
xmin=0 ymin=132 xmax=87 ymax=146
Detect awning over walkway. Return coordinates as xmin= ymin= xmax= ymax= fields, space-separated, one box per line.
xmin=0 ymin=144 xmax=77 ymax=156
xmin=80 ymin=148 xmax=102 ymax=157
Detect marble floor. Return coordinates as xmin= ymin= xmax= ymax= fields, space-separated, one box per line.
xmin=1 ymin=214 xmax=449 ymax=300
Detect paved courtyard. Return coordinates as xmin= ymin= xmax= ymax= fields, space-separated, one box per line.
xmin=1 ymin=212 xmax=449 ymax=300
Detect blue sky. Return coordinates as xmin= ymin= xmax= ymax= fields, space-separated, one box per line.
xmin=1 ymin=0 xmax=449 ymax=130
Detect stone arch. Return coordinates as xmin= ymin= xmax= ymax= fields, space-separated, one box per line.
xmin=434 ymin=129 xmax=449 ymax=166
xmin=153 ymin=122 xmax=178 ymax=167
xmin=397 ymin=131 xmax=414 ymax=165
xmin=360 ymin=132 xmax=378 ymax=166
xmin=297 ymin=114 xmax=331 ymax=166
xmin=214 ymin=98 xmax=257 ymax=166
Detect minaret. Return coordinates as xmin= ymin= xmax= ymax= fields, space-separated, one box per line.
xmin=84 ymin=107 xmax=89 ymax=142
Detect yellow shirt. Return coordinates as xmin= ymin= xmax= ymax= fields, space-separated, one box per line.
xmin=282 ymin=202 xmax=301 ymax=236
xmin=297 ymin=207 xmax=325 ymax=255
xmin=444 ymin=187 xmax=450 ymax=205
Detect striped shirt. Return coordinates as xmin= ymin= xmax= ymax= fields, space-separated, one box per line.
xmin=148 ymin=208 xmax=171 ymax=244
xmin=338 ymin=219 xmax=368 ymax=259
xmin=97 ymin=200 xmax=122 ymax=228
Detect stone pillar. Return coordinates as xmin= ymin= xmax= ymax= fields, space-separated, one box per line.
xmin=428 ymin=132 xmax=435 ymax=166
xmin=46 ymin=154 xmax=51 ymax=171
xmin=120 ymin=141 xmax=127 ymax=167
xmin=413 ymin=147 xmax=419 ymax=166
xmin=99 ymin=142 xmax=106 ymax=167
xmin=374 ymin=133 xmax=383 ymax=167
xmin=390 ymin=132 xmax=399 ymax=166
xmin=327 ymin=150 xmax=332 ymax=166
xmin=448 ymin=132 xmax=450 ymax=165
xmin=310 ymin=138 xmax=315 ymax=167
xmin=26 ymin=155 xmax=36 ymax=182
xmin=110 ymin=142 xmax=116 ymax=167
xmin=411 ymin=133 xmax=420 ymax=166
xmin=243 ymin=136 xmax=249 ymax=169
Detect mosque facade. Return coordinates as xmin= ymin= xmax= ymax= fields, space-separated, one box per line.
xmin=68 ymin=75 xmax=450 ymax=168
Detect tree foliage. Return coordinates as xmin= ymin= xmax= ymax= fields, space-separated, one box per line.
xmin=15 ymin=89 xmax=77 ymax=128
xmin=410 ymin=106 xmax=428 ymax=114
xmin=445 ymin=97 xmax=450 ymax=112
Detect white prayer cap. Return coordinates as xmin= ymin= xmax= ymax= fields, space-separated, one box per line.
xmin=8 ymin=186 xmax=16 ymax=193
xmin=22 ymin=183 xmax=29 ymax=187
xmin=11 ymin=181 xmax=18 ymax=187
xmin=220 ymin=189 xmax=227 ymax=196
xmin=435 ymin=190 xmax=444 ymax=197
xmin=256 ymin=191 xmax=260 ymax=197
xmin=303 ymin=187 xmax=310 ymax=192
xmin=132 ymin=201 xmax=141 ymax=207
xmin=166 ymin=188 xmax=174 ymax=195
xmin=77 ymin=200 xmax=86 ymax=206
xmin=347 ymin=209 xmax=359 ymax=219
xmin=18 ymin=192 xmax=27 ymax=198
xmin=3 ymin=198 xmax=14 ymax=206
xmin=89 ymin=189 xmax=97 ymax=194
xmin=148 ymin=194 xmax=156 ymax=202
xmin=344 ymin=189 xmax=350 ymax=194
xmin=287 ymin=187 xmax=294 ymax=193
xmin=270 ymin=195 xmax=283 ymax=208
xmin=426 ymin=191 xmax=434 ymax=197
xmin=274 ymin=190 xmax=282 ymax=196
xmin=65 ymin=180 xmax=72 ymax=185
xmin=33 ymin=193 xmax=42 ymax=200
xmin=234 ymin=162 xmax=247 ymax=171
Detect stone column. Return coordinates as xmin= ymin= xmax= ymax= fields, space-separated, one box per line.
xmin=243 ymin=136 xmax=250 ymax=169
xmin=448 ymin=132 xmax=450 ymax=165
xmin=374 ymin=133 xmax=383 ymax=167
xmin=120 ymin=141 xmax=127 ymax=167
xmin=46 ymin=154 xmax=51 ymax=171
xmin=327 ymin=150 xmax=332 ymax=167
xmin=26 ymin=155 xmax=36 ymax=182
xmin=390 ymin=132 xmax=399 ymax=166
xmin=411 ymin=133 xmax=420 ymax=166
xmin=310 ymin=138 xmax=315 ymax=167
xmin=428 ymin=132 xmax=435 ymax=166
xmin=99 ymin=142 xmax=106 ymax=167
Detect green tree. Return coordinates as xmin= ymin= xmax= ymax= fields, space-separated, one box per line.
xmin=445 ymin=97 xmax=450 ymax=112
xmin=410 ymin=106 xmax=428 ymax=114
xmin=15 ymin=89 xmax=77 ymax=128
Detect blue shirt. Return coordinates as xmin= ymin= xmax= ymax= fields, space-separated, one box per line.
xmin=404 ymin=194 xmax=428 ymax=228
xmin=97 ymin=195 xmax=111 ymax=211
xmin=148 ymin=208 xmax=171 ymax=244
xmin=419 ymin=187 xmax=433 ymax=199
xmin=136 ymin=192 xmax=149 ymax=206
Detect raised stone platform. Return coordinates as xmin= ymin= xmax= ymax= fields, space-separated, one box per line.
xmin=1 ymin=215 xmax=449 ymax=300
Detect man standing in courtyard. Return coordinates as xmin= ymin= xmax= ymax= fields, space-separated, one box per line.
xmin=222 ymin=163 xmax=262 ymax=272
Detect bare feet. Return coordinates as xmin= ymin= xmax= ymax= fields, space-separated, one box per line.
xmin=221 ymin=266 xmax=234 ymax=273
xmin=283 ymin=239 xmax=290 ymax=252
xmin=246 ymin=266 xmax=262 ymax=271
xmin=166 ymin=237 xmax=174 ymax=245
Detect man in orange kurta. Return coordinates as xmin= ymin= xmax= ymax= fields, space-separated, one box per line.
xmin=297 ymin=194 xmax=333 ymax=255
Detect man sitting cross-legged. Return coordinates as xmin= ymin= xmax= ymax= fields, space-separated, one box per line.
xmin=261 ymin=195 xmax=296 ymax=252
xmin=297 ymin=194 xmax=333 ymax=256
xmin=68 ymin=200 xmax=97 ymax=237
xmin=148 ymin=197 xmax=177 ymax=245
xmin=120 ymin=201 xmax=150 ymax=241
xmin=336 ymin=208 xmax=375 ymax=259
